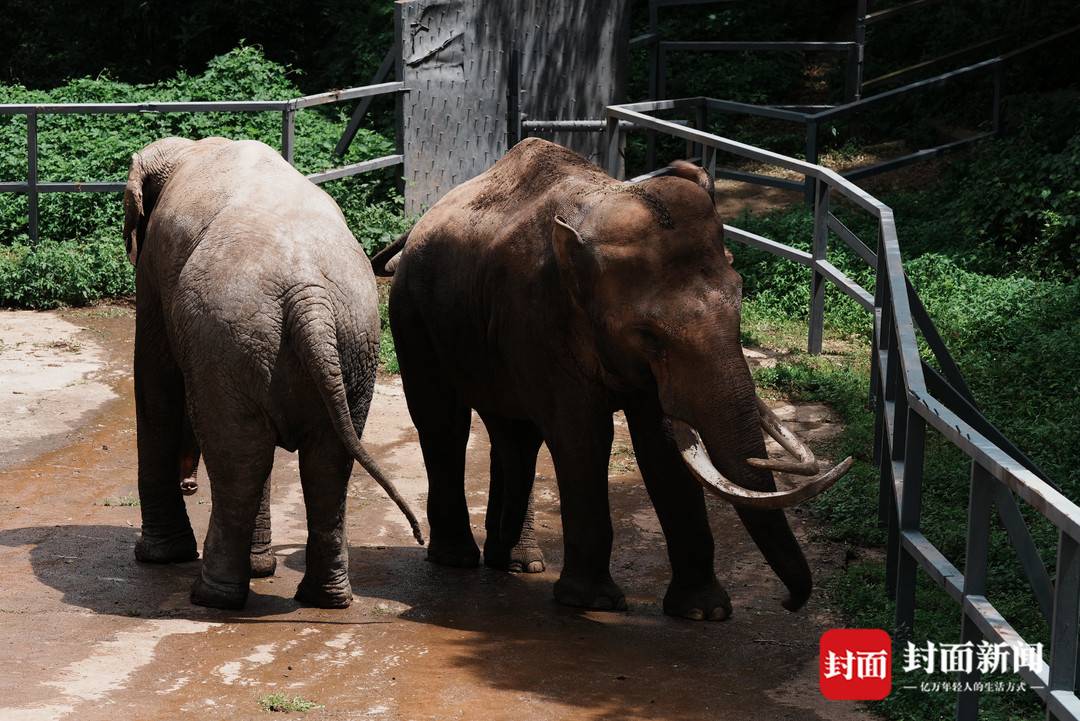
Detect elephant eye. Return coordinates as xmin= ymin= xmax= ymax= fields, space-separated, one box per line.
xmin=635 ymin=326 xmax=665 ymax=356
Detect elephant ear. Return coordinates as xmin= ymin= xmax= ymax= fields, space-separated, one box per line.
xmin=122 ymin=153 xmax=147 ymax=266
xmin=668 ymin=160 xmax=732 ymax=264
xmin=668 ymin=160 xmax=715 ymax=202
xmin=551 ymin=215 xmax=601 ymax=305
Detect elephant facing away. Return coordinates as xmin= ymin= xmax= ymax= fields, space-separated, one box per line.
xmin=123 ymin=136 xmax=422 ymax=610
xmin=380 ymin=138 xmax=849 ymax=621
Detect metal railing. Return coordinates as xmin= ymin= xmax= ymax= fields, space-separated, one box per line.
xmin=0 ymin=81 xmax=407 ymax=243
xmin=606 ymin=97 xmax=1080 ymax=721
xmin=631 ymin=0 xmax=1080 ymax=201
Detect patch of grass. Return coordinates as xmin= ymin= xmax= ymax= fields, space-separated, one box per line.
xmin=101 ymin=494 xmax=139 ymax=507
xmin=376 ymin=280 xmax=398 ymax=375
xmin=258 ymin=693 xmax=321 ymax=713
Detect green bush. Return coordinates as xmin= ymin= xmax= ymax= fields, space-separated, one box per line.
xmin=0 ymin=45 xmax=406 ymax=308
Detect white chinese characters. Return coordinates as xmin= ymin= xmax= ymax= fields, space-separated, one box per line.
xmin=902 ymin=641 xmax=1044 ymax=676
xmin=824 ymin=649 xmax=890 ymax=681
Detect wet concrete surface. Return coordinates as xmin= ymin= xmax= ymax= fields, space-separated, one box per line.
xmin=0 ymin=307 xmax=873 ymax=721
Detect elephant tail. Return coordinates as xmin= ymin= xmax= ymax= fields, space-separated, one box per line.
xmin=370 ymin=229 xmax=410 ymax=277
xmin=286 ymin=292 xmax=425 ymax=546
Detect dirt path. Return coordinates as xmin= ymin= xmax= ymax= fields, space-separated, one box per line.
xmin=0 ymin=308 xmax=873 ymax=721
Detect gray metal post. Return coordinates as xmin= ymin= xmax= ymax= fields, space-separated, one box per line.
xmin=506 ymin=42 xmax=521 ymax=148
xmin=605 ymin=115 xmax=624 ymax=179
xmin=895 ymin=408 xmax=925 ymax=637
xmin=646 ymin=0 xmax=659 ymax=170
xmin=853 ymin=0 xmax=868 ymax=101
xmin=844 ymin=44 xmax=860 ymax=103
xmin=657 ymin=45 xmax=668 ymax=110
xmin=956 ymin=463 xmax=994 ymax=721
xmin=807 ymin=179 xmax=828 ymax=354
xmin=1047 ymin=533 xmax=1080 ymax=721
xmin=992 ymin=63 xmax=1004 ymax=136
xmin=804 ymin=120 xmax=818 ymax=205
xmin=693 ymin=102 xmax=707 ymax=161
xmin=27 ymin=110 xmax=38 ymax=243
xmin=393 ymin=3 xmax=405 ymax=196
xmin=281 ymin=107 xmax=296 ymax=165
xmin=334 ymin=45 xmax=396 ymax=157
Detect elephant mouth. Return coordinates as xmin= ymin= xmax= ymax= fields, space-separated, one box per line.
xmin=668 ymin=397 xmax=853 ymax=511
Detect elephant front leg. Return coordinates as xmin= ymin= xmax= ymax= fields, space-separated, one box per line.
xmin=626 ymin=400 xmax=730 ymax=621
xmin=249 ymin=476 xmax=276 ymax=578
xmin=132 ymin=325 xmax=198 ymax=565
xmin=547 ymin=418 xmax=626 ymax=611
xmin=482 ymin=414 xmax=545 ymax=573
xmin=294 ymin=431 xmax=354 ymax=608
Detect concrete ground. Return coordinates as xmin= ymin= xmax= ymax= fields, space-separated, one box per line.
xmin=0 ymin=306 xmax=874 ymax=721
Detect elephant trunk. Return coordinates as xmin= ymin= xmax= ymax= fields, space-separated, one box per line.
xmin=660 ymin=350 xmax=826 ymax=611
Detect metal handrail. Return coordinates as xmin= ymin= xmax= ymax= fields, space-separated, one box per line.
xmin=606 ymin=97 xmax=1080 ymax=720
xmin=0 ymin=82 xmax=409 ymax=243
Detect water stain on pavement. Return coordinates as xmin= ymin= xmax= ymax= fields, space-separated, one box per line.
xmin=0 ymin=307 xmax=873 ymax=721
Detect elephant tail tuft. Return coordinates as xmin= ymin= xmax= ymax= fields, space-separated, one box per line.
xmin=285 ymin=290 xmax=425 ymax=545
xmin=369 ymin=229 xmax=410 ymax=277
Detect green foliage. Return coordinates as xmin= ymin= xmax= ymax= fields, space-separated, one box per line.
xmin=377 ymin=283 xmax=398 ymax=374
xmin=0 ymin=46 xmax=406 ymax=308
xmin=739 ymin=125 xmax=1079 ymax=720
xmin=1 ymin=1 xmax=397 ymax=96
xmin=100 ymin=494 xmax=140 ymax=507
xmin=909 ymin=93 xmax=1080 ymax=278
xmin=258 ymin=693 xmax=321 ymax=713
xmin=734 ymin=206 xmax=876 ymax=340
xmin=0 ymin=239 xmax=134 ymax=309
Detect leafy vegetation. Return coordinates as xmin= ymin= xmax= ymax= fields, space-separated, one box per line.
xmin=258 ymin=693 xmax=321 ymax=713
xmin=0 ymin=46 xmax=408 ymax=308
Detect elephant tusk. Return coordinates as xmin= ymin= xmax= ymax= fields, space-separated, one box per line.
xmin=745 ymin=397 xmax=820 ymax=476
xmin=670 ymin=418 xmax=851 ymax=511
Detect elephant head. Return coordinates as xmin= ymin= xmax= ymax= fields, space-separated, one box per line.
xmin=551 ymin=161 xmax=851 ymax=610
xmin=123 ymin=137 xmax=233 ymax=265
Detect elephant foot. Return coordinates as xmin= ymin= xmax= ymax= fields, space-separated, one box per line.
xmin=249 ymin=549 xmax=277 ymax=578
xmin=484 ymin=538 xmax=545 ymax=573
xmin=554 ymin=572 xmax=627 ymax=611
xmin=190 ymin=574 xmax=248 ymax=610
xmin=295 ymin=574 xmax=352 ymax=609
xmin=426 ymin=537 xmax=481 ymax=568
xmin=134 ymin=529 xmax=198 ymax=564
xmin=663 ymin=577 xmax=732 ymax=622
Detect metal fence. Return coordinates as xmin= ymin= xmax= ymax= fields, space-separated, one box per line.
xmin=631 ymin=0 xmax=1080 ymax=201
xmin=0 ymin=81 xmax=407 ymax=243
xmin=606 ymin=96 xmax=1080 ymax=721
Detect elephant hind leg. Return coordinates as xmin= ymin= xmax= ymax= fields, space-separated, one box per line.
xmin=294 ymin=428 xmax=354 ymax=608
xmin=178 ymin=412 xmax=201 ymax=496
xmin=190 ymin=428 xmax=276 ymax=610
xmin=392 ymin=295 xmax=476 ymax=568
xmin=481 ymin=414 xmax=545 ymax=573
xmin=249 ymin=476 xmax=276 ymax=578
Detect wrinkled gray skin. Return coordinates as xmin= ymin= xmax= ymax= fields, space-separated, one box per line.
xmin=124 ymin=137 xmax=421 ymax=610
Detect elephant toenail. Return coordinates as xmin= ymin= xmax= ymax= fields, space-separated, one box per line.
xmin=709 ymin=607 xmax=730 ymax=621
xmin=684 ymin=608 xmax=705 ymax=621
